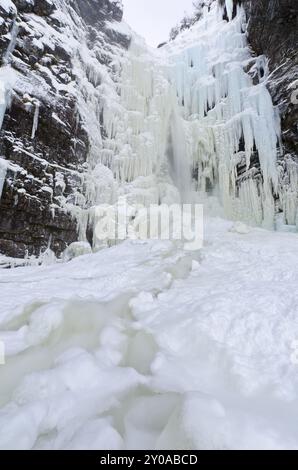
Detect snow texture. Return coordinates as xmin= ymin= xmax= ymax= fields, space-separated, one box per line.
xmin=1 ymin=218 xmax=298 ymax=449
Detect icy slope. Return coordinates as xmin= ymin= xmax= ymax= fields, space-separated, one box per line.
xmin=0 ymin=218 xmax=298 ymax=449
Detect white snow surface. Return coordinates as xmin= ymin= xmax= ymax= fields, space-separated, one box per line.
xmin=1 ymin=217 xmax=298 ymax=450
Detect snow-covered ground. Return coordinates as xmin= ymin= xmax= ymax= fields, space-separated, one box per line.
xmin=1 ymin=217 xmax=298 ymax=450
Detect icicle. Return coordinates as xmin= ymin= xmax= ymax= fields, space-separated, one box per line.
xmin=225 ymin=0 xmax=234 ymax=21
xmin=3 ymin=19 xmax=19 ymax=65
xmin=0 ymin=158 xmax=8 ymax=201
xmin=0 ymin=81 xmax=7 ymax=131
xmin=31 ymin=100 xmax=40 ymax=139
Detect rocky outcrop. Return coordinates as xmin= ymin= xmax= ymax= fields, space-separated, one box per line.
xmin=241 ymin=0 xmax=298 ymax=225
xmin=245 ymin=1 xmax=298 ymax=169
xmin=221 ymin=1 xmax=298 ymax=163
xmin=0 ymin=0 xmax=130 ymax=258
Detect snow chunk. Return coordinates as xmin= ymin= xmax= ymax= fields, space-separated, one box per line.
xmin=63 ymin=242 xmax=92 ymax=261
xmin=229 ymin=221 xmax=251 ymax=234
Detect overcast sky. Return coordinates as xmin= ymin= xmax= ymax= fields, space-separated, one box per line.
xmin=122 ymin=0 xmax=196 ymax=47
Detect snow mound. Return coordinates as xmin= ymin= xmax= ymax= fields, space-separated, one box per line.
xmin=63 ymin=242 xmax=92 ymax=261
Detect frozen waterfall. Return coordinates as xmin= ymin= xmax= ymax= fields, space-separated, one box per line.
xmin=82 ymin=1 xmax=282 ymax=238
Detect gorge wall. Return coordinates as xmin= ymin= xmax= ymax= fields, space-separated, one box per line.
xmin=244 ymin=0 xmax=298 ymax=160
xmin=0 ymin=0 xmax=130 ymax=258
xmin=220 ymin=0 xmax=298 ymax=224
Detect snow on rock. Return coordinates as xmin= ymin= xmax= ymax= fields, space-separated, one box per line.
xmin=0 ymin=65 xmax=16 ymax=130
xmin=0 ymin=0 xmax=134 ymax=258
xmin=160 ymin=4 xmax=280 ymax=227
xmin=225 ymin=0 xmax=234 ymax=21
xmin=0 ymin=0 xmax=16 ymax=15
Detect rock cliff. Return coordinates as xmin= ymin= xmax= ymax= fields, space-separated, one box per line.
xmin=0 ymin=0 xmax=130 ymax=257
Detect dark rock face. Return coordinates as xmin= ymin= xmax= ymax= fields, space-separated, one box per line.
xmin=220 ymin=0 xmax=298 ymax=161
xmin=74 ymin=0 xmax=124 ymax=26
xmin=0 ymin=0 xmax=130 ymax=258
xmin=243 ymin=0 xmax=298 ymax=160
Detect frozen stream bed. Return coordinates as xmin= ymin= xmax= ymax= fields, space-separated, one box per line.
xmin=0 ymin=217 xmax=298 ymax=449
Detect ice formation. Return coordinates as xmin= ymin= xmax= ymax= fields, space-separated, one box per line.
xmin=0 ymin=66 xmax=16 ymax=201
xmin=79 ymin=1 xmax=282 ymax=240
xmin=0 ymin=66 xmax=14 ymax=131
xmin=0 ymin=1 xmax=288 ymax=241
xmin=162 ymin=4 xmax=280 ymax=228
xmin=31 ymin=100 xmax=40 ymax=139
xmin=3 ymin=18 xmax=19 ymax=65
xmin=0 ymin=158 xmax=7 ymax=201
xmin=0 ymin=5 xmax=19 ymax=202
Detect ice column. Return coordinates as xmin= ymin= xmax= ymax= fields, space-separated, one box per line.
xmin=225 ymin=0 xmax=234 ymax=21
xmin=0 ymin=158 xmax=7 ymax=201
xmin=3 ymin=20 xmax=19 ymax=65
xmin=167 ymin=103 xmax=191 ymax=202
xmin=31 ymin=100 xmax=40 ymax=139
